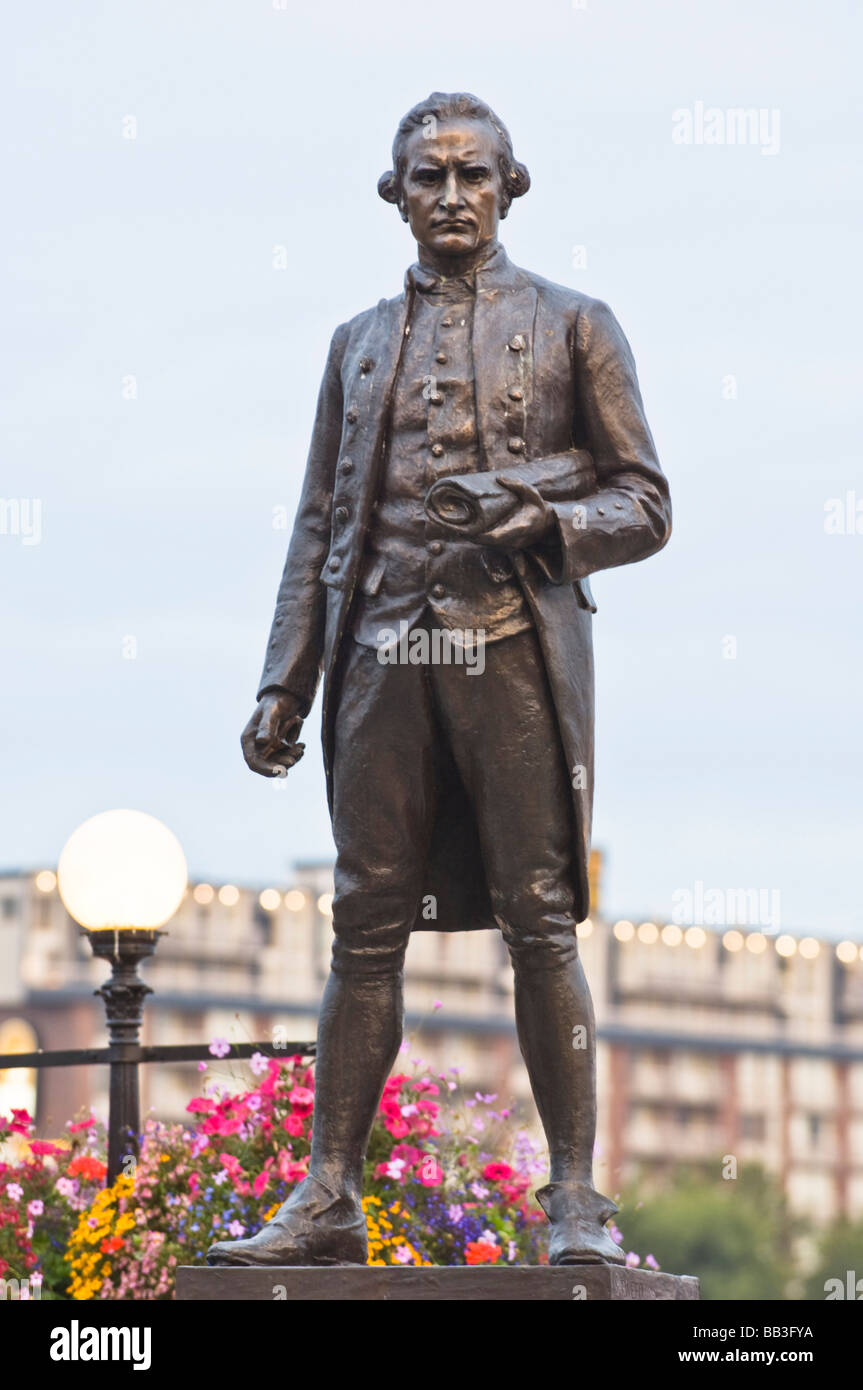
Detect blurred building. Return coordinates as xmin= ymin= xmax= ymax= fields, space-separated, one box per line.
xmin=2 ymin=854 xmax=863 ymax=1222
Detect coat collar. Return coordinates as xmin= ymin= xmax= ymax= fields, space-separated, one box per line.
xmin=403 ymin=242 xmax=526 ymax=296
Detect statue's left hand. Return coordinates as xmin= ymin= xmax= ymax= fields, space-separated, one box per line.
xmin=471 ymin=476 xmax=554 ymax=550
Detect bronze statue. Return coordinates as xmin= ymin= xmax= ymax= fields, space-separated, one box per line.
xmin=207 ymin=92 xmax=671 ymax=1269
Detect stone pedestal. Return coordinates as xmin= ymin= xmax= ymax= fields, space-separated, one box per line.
xmin=177 ymin=1264 xmax=699 ymax=1301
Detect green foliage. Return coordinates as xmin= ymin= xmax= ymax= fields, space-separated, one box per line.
xmin=615 ymin=1163 xmax=801 ymax=1300
xmin=802 ymin=1219 xmax=863 ymax=1301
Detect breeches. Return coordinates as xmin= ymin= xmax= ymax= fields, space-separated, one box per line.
xmin=330 ymin=618 xmax=579 ymax=977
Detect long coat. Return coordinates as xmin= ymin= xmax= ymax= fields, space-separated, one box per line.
xmin=257 ymin=246 xmax=671 ymax=930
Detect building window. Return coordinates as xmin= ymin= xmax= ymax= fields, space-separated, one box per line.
xmin=741 ymin=1113 xmax=766 ymax=1142
xmin=2 ymin=897 xmax=19 ymax=919
xmin=808 ymin=1113 xmax=821 ymax=1146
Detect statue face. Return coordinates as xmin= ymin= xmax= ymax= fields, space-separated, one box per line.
xmin=401 ymin=118 xmax=505 ymax=259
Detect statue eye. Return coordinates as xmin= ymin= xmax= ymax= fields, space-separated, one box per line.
xmin=463 ymin=166 xmax=490 ymax=183
xmin=414 ymin=167 xmax=442 ymax=184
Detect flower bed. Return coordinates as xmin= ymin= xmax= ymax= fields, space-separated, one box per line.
xmin=0 ymin=1052 xmax=648 ymax=1298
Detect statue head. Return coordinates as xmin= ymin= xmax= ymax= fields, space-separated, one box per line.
xmin=378 ymin=92 xmax=530 ymax=262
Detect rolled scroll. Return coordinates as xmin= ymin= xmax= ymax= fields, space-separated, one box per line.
xmin=424 ymin=450 xmax=595 ymax=537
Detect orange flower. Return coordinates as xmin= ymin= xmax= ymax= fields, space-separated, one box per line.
xmin=465 ymin=1240 xmax=501 ymax=1265
xmin=68 ymin=1156 xmax=108 ymax=1183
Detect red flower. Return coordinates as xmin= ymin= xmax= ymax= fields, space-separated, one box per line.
xmin=282 ymin=1113 xmax=305 ymax=1137
xmin=412 ymin=1079 xmax=440 ymax=1095
xmin=100 ymin=1236 xmax=123 ymax=1254
xmin=482 ymin=1162 xmax=514 ymax=1181
xmin=289 ymin=1086 xmax=315 ymax=1117
xmin=67 ymin=1118 xmax=96 ymax=1133
xmin=465 ymin=1240 xmax=501 ymax=1265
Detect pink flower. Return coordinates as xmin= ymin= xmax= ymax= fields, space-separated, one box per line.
xmin=67 ymin=1117 xmax=95 ymax=1133
xmin=392 ymin=1245 xmax=414 ymax=1264
xmin=412 ymin=1079 xmax=440 ymax=1095
xmin=253 ymin=1170 xmax=270 ymax=1197
xmin=390 ymin=1145 xmax=422 ymax=1166
xmin=625 ymin=1251 xmax=640 ymax=1268
xmin=29 ymin=1139 xmax=64 ymax=1156
xmin=227 ymin=1221 xmax=245 ymax=1238
xmin=645 ymin=1254 xmax=659 ymax=1271
xmin=27 ymin=1199 xmax=44 ymax=1218
xmin=6 ymin=1110 xmax=33 ymax=1137
xmin=250 ymin=1052 xmax=269 ymax=1076
xmin=482 ymin=1162 xmax=513 ymax=1181
xmin=208 ymin=1037 xmax=231 ymax=1059
xmin=289 ymin=1086 xmax=315 ymax=1117
xmin=282 ymin=1114 xmax=304 ymax=1137
xmin=417 ymin=1158 xmax=444 ymax=1187
xmin=5 ymin=1183 xmax=23 ymax=1202
xmin=56 ymin=1177 xmax=77 ymax=1199
xmin=186 ymin=1098 xmax=215 ymax=1114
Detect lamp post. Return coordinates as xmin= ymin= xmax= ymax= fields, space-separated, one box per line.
xmin=57 ymin=810 xmax=187 ymax=1183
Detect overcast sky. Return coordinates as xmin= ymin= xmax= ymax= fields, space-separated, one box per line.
xmin=3 ymin=0 xmax=860 ymax=938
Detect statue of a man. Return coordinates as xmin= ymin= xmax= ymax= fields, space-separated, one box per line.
xmin=208 ymin=92 xmax=670 ymax=1269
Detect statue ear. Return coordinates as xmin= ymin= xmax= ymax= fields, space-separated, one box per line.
xmin=378 ymin=170 xmax=410 ymax=223
xmin=500 ymin=160 xmax=531 ymax=218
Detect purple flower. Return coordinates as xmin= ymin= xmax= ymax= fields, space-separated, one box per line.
xmin=197 ymin=1061 xmax=208 ymax=1073
xmin=625 ymin=1251 xmax=640 ymax=1268
xmin=208 ymin=1037 xmax=231 ymax=1059
xmin=508 ymin=1239 xmax=518 ymax=1263
xmin=393 ymin=1245 xmax=414 ymax=1264
xmin=645 ymin=1253 xmax=659 ymax=1270
xmin=250 ymin=1051 xmax=269 ymax=1076
xmin=470 ymin=1182 xmax=489 ymax=1200
xmin=227 ymin=1220 xmax=245 ymax=1238
xmin=608 ymin=1222 xmax=623 ymax=1245
xmin=432 ymin=1000 xmax=443 ymax=1010
xmin=447 ymin=1204 xmax=464 ymax=1224
xmin=475 ymin=1092 xmax=497 ymax=1104
xmin=56 ymin=1177 xmax=77 ymax=1199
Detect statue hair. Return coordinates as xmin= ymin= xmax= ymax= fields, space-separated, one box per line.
xmin=377 ymin=92 xmax=531 ymax=221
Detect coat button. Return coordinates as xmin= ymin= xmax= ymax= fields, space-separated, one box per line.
xmin=430 ymin=583 xmax=446 ymax=599
xmin=507 ymin=436 xmax=526 ymax=454
xmin=508 ymin=334 xmax=526 ymax=352
xmin=430 ymin=391 xmax=444 ymax=405
xmin=441 ymin=317 xmax=453 ymax=327
xmin=335 ymin=506 xmax=349 ymax=524
xmin=431 ymin=443 xmax=445 ymax=457
xmin=428 ymin=540 xmax=443 ymax=555
xmin=359 ymin=357 xmax=373 ymax=373
xmin=329 ymin=556 xmax=341 ymax=571
xmin=508 ymin=387 xmax=523 ymax=401
xmin=597 ymin=507 xmax=605 ymax=516
xmin=346 ymin=405 xmax=359 ymax=423
xmin=435 ymin=351 xmax=448 ymax=364
xmin=614 ymin=502 xmax=624 ymax=510
xmin=340 ymin=458 xmax=354 ymax=475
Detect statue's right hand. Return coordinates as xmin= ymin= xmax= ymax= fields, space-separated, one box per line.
xmin=241 ymin=692 xmax=305 ymax=779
